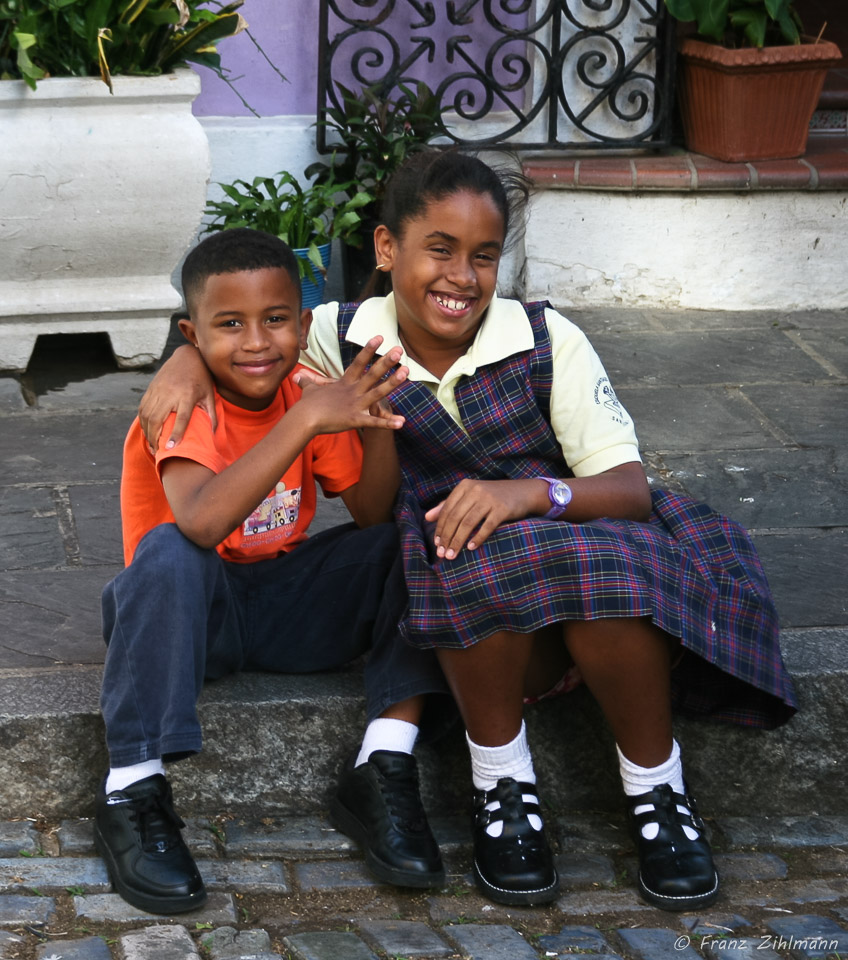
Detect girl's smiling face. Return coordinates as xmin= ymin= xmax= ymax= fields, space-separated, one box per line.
xmin=375 ymin=189 xmax=505 ymax=370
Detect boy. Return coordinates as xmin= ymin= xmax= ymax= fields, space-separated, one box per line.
xmin=96 ymin=229 xmax=446 ymax=915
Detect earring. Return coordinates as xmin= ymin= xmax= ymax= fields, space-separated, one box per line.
xmin=376 ymin=263 xmax=389 ymax=271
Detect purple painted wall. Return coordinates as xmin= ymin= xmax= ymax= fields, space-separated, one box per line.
xmin=192 ymin=0 xmax=319 ymax=117
xmin=191 ymin=0 xmax=530 ymax=119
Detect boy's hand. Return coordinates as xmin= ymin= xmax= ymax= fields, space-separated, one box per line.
xmin=292 ymin=336 xmax=407 ymax=433
xmin=139 ymin=345 xmax=217 ymax=452
xmin=425 ymin=478 xmax=547 ymax=559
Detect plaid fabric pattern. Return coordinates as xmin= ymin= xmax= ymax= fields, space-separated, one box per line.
xmin=336 ymin=302 xmax=796 ymax=729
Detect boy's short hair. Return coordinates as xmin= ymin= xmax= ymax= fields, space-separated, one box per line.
xmin=182 ymin=228 xmax=302 ymax=313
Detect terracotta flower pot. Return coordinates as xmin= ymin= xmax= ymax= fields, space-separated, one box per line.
xmin=676 ymin=38 xmax=842 ymax=162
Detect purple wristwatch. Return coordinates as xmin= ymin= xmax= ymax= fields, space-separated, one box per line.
xmin=541 ymin=477 xmax=572 ymax=519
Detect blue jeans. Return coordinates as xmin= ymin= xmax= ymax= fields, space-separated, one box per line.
xmin=100 ymin=522 xmax=448 ymax=767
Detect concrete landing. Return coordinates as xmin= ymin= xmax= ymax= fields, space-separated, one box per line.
xmin=1 ymin=308 xmax=846 ymax=819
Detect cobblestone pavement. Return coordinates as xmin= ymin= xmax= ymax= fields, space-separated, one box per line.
xmin=2 ymin=810 xmax=848 ymax=959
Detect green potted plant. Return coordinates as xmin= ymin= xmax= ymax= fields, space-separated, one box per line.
xmin=0 ymin=1 xmax=249 ymax=372
xmin=0 ymin=0 xmax=246 ymax=91
xmin=203 ymin=171 xmax=375 ymax=308
xmin=664 ymin=0 xmax=841 ymax=161
xmin=305 ymin=81 xmax=447 ymax=299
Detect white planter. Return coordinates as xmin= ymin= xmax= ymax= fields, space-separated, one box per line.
xmin=0 ymin=69 xmax=210 ymax=371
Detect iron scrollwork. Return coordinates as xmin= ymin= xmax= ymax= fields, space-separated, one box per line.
xmin=317 ymin=0 xmax=675 ymax=151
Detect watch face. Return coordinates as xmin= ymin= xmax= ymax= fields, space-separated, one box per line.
xmin=551 ymin=481 xmax=570 ymax=506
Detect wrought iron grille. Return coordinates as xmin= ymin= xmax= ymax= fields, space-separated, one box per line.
xmin=317 ymin=0 xmax=676 ymax=152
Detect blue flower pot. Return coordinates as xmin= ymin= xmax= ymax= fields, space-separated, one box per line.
xmin=294 ymin=243 xmax=331 ymax=310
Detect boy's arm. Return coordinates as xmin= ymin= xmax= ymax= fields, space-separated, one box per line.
xmin=160 ymin=405 xmax=321 ymax=549
xmin=162 ymin=339 xmax=407 ymax=549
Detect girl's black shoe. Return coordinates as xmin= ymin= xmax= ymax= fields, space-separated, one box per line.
xmin=627 ymin=782 xmax=719 ymax=911
xmin=472 ymin=777 xmax=559 ymax=906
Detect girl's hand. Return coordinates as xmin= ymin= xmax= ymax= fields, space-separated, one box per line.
xmin=425 ymin=463 xmax=652 ymax=559
xmin=368 ymin=394 xmax=398 ymax=427
xmin=292 ymin=336 xmax=408 ymax=433
xmin=139 ymin=345 xmax=216 ymax=451
xmin=424 ymin=478 xmax=547 ymax=559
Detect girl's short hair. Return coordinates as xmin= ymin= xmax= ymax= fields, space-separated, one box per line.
xmin=362 ymin=150 xmax=530 ymax=299
xmin=182 ymin=228 xmax=301 ymax=312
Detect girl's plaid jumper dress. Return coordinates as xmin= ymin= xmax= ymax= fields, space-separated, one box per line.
xmin=337 ymin=301 xmax=796 ymax=730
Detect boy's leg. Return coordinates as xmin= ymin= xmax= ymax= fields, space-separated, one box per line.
xmin=334 ymin=542 xmax=451 ymax=888
xmin=243 ymin=522 xmax=448 ymax=888
xmin=100 ymin=524 xmax=244 ymax=765
xmin=97 ymin=524 xmax=244 ymax=915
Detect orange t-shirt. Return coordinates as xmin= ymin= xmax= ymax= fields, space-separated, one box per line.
xmin=120 ymin=366 xmax=363 ymax=566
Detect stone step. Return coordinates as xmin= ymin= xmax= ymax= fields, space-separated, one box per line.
xmin=1 ymin=624 xmax=844 ymax=821
xmin=520 ymin=141 xmax=848 ymax=312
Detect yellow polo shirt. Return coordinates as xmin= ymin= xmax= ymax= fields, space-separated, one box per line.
xmin=304 ymin=294 xmax=641 ymax=478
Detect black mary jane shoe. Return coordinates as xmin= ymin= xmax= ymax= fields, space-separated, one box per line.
xmin=472 ymin=778 xmax=559 ymax=906
xmin=330 ymin=750 xmax=445 ymax=888
xmin=627 ymin=782 xmax=719 ymax=911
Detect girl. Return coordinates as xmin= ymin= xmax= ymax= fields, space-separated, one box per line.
xmin=143 ymin=151 xmax=796 ymax=911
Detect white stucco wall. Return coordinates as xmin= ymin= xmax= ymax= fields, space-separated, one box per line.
xmin=192 ymin=116 xmax=356 ymax=298
xmin=201 ymin=116 xmax=320 ymax=196
xmin=524 ymin=189 xmax=848 ymax=311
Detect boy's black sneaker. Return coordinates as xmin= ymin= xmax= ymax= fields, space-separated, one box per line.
xmin=94 ymin=773 xmax=207 ymax=915
xmin=330 ymin=750 xmax=445 ymax=888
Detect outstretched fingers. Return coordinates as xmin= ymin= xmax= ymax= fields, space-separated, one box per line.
xmin=292 ymin=368 xmax=335 ymax=389
xmin=346 ymin=337 xmax=409 ymax=424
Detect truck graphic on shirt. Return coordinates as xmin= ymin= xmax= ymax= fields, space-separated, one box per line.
xmin=243 ymin=483 xmax=301 ymax=537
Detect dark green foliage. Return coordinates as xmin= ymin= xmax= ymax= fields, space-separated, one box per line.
xmin=203 ymin=170 xmax=374 ymax=282
xmin=0 ymin=0 xmax=245 ymax=90
xmin=664 ymin=0 xmax=804 ymax=48
xmin=305 ymin=81 xmax=447 ymax=223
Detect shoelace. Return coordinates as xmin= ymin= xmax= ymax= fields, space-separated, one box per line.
xmin=128 ymin=790 xmax=186 ymax=854
xmin=380 ymin=772 xmax=427 ymax=832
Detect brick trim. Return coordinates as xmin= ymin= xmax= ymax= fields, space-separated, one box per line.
xmin=524 ymin=140 xmax=848 ymax=191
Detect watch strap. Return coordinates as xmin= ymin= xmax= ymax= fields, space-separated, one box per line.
xmin=541 ymin=476 xmax=572 ymax=519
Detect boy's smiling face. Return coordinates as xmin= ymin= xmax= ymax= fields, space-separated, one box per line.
xmin=179 ymin=267 xmax=309 ymax=410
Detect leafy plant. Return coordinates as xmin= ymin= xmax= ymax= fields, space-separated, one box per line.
xmin=0 ymin=0 xmax=247 ymax=91
xmin=306 ymin=80 xmax=447 ymax=220
xmin=203 ymin=170 xmax=374 ymax=282
xmin=305 ymin=81 xmax=446 ymax=297
xmin=664 ymin=0 xmax=803 ymax=48
xmin=19 ymin=846 xmax=45 ymax=857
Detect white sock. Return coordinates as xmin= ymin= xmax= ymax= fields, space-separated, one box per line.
xmin=355 ymin=718 xmax=419 ymax=767
xmin=467 ymin=720 xmax=541 ymax=837
xmin=617 ymin=739 xmax=698 ymax=841
xmin=106 ymin=758 xmax=165 ymax=794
